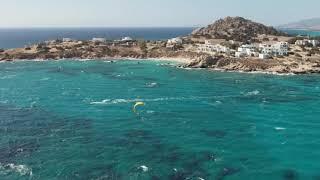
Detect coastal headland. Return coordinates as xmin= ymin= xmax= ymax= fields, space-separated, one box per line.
xmin=2 ymin=17 xmax=320 ymax=74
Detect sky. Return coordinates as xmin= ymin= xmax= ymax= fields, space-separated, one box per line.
xmin=0 ymin=0 xmax=319 ymax=27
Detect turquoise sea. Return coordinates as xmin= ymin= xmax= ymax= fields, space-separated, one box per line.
xmin=0 ymin=28 xmax=319 ymax=50
xmin=0 ymin=28 xmax=194 ymax=49
xmin=0 ymin=59 xmax=320 ymax=180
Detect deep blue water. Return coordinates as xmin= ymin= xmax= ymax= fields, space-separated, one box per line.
xmin=0 ymin=28 xmax=319 ymax=50
xmin=0 ymin=27 xmax=194 ymax=49
xmin=0 ymin=59 xmax=320 ymax=179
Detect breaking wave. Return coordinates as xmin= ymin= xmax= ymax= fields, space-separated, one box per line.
xmin=146 ymin=82 xmax=158 ymax=88
xmin=0 ymin=75 xmax=17 ymax=80
xmin=0 ymin=163 xmax=32 ymax=176
xmin=90 ymin=96 xmax=215 ymax=105
xmin=275 ymin=127 xmax=286 ymax=131
xmin=245 ymin=90 xmax=260 ymax=96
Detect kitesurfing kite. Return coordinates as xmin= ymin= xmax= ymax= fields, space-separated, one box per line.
xmin=133 ymin=102 xmax=145 ymax=114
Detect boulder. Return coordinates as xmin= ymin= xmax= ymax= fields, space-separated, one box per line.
xmin=186 ymin=55 xmax=219 ymax=68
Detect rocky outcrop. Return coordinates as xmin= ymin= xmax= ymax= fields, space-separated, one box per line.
xmin=185 ymin=55 xmax=320 ymax=74
xmin=185 ymin=55 xmax=220 ymax=68
xmin=192 ymin=16 xmax=287 ymax=42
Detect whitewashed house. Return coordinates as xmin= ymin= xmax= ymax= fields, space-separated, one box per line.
xmin=273 ymin=42 xmax=289 ymax=55
xmin=295 ymin=40 xmax=306 ymax=46
xmin=310 ymin=40 xmax=319 ymax=47
xmin=62 ymin=38 xmax=73 ymax=42
xmin=92 ymin=38 xmax=107 ymax=43
xmin=235 ymin=44 xmax=258 ymax=57
xmin=260 ymin=42 xmax=288 ymax=56
xmin=167 ymin=37 xmax=183 ymax=45
xmin=121 ymin=37 xmax=134 ymax=42
xmin=44 ymin=40 xmax=58 ymax=45
xmin=295 ymin=39 xmax=319 ymax=47
xmin=259 ymin=53 xmax=270 ymax=59
xmin=214 ymin=44 xmax=230 ymax=53
xmin=198 ymin=40 xmax=231 ymax=54
xmin=259 ymin=44 xmax=273 ymax=54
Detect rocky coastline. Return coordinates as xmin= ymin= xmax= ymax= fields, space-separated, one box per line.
xmin=183 ymin=55 xmax=320 ymax=74
xmin=2 ymin=16 xmax=320 ymax=75
xmin=1 ymin=39 xmax=320 ymax=75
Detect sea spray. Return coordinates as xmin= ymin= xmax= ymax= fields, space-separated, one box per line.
xmin=0 ymin=163 xmax=32 ymax=176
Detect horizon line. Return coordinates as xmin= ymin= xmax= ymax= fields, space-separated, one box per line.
xmin=0 ymin=26 xmax=200 ymax=29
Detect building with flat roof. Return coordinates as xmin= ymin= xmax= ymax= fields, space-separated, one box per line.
xmin=92 ymin=38 xmax=107 ymax=43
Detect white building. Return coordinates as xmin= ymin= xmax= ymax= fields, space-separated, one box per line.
xmin=235 ymin=44 xmax=258 ymax=57
xmin=310 ymin=40 xmax=319 ymax=47
xmin=44 ymin=40 xmax=58 ymax=45
xmin=260 ymin=42 xmax=288 ymax=56
xmin=273 ymin=42 xmax=289 ymax=55
xmin=92 ymin=38 xmax=107 ymax=43
xmin=167 ymin=37 xmax=183 ymax=45
xmin=62 ymin=38 xmax=73 ymax=42
xmin=121 ymin=37 xmax=134 ymax=42
xmin=295 ymin=39 xmax=319 ymax=47
xmin=198 ymin=41 xmax=231 ymax=54
xmin=259 ymin=44 xmax=273 ymax=54
xmin=259 ymin=53 xmax=270 ymax=59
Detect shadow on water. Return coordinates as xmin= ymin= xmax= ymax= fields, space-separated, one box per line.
xmin=0 ymin=139 xmax=40 ymax=164
xmin=0 ymin=103 xmax=95 ymax=179
xmin=0 ymin=103 xmax=220 ymax=179
xmin=215 ymin=167 xmax=241 ymax=180
xmin=201 ymin=129 xmax=227 ymax=139
xmin=44 ymin=62 xmax=160 ymax=82
xmin=104 ymin=129 xmax=221 ymax=179
xmin=282 ymin=169 xmax=299 ymax=180
xmin=46 ymin=63 xmax=116 ymax=77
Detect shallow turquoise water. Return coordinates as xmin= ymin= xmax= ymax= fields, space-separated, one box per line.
xmin=0 ymin=60 xmax=320 ymax=179
xmin=283 ymin=29 xmax=320 ymax=37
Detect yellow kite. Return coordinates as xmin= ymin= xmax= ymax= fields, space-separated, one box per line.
xmin=133 ymin=102 xmax=145 ymax=114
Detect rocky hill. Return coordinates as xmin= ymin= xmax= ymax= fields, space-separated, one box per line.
xmin=192 ymin=16 xmax=287 ymax=42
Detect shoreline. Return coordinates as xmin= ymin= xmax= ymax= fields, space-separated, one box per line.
xmin=1 ymin=38 xmax=320 ymax=75
xmin=0 ymin=57 xmax=311 ymax=76
xmin=0 ymin=56 xmax=192 ymax=64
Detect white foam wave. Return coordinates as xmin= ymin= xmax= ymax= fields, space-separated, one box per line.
xmin=146 ymin=110 xmax=155 ymax=114
xmin=104 ymin=60 xmax=114 ymax=63
xmin=275 ymin=127 xmax=286 ymax=131
xmin=0 ymin=163 xmax=32 ymax=176
xmin=215 ymin=100 xmax=222 ymax=104
xmin=146 ymin=82 xmax=158 ymax=88
xmin=203 ymin=100 xmax=223 ymax=107
xmin=40 ymin=77 xmax=50 ymax=81
xmin=90 ymin=96 xmax=214 ymax=105
xmin=0 ymin=75 xmax=17 ymax=79
xmin=138 ymin=165 xmax=149 ymax=172
xmin=209 ymin=68 xmax=296 ymax=76
xmin=245 ymin=90 xmax=260 ymax=96
xmin=0 ymin=100 xmax=9 ymax=104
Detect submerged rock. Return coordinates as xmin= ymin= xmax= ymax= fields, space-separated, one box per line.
xmin=201 ymin=129 xmax=227 ymax=138
xmin=283 ymin=169 xmax=299 ymax=180
xmin=216 ymin=167 xmax=241 ymax=180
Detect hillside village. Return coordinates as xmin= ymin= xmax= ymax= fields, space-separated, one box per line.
xmin=1 ymin=17 xmax=320 ymax=74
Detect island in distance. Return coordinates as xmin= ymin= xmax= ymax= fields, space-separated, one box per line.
xmin=1 ymin=16 xmax=320 ymax=74
xmin=278 ymin=18 xmax=320 ymax=30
